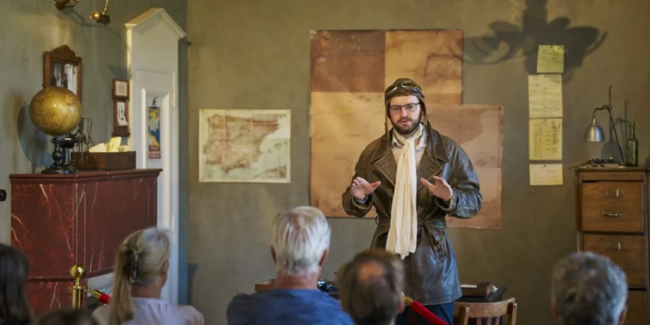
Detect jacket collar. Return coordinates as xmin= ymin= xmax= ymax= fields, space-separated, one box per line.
xmin=371 ymin=123 xmax=449 ymax=189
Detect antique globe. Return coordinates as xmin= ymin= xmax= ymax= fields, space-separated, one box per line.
xmin=29 ymin=86 xmax=82 ymax=136
xmin=29 ymin=86 xmax=83 ymax=174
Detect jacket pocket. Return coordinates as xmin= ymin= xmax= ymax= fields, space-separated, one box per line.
xmin=427 ymin=227 xmax=449 ymax=263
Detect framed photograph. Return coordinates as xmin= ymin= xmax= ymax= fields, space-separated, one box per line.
xmin=112 ymin=99 xmax=130 ymax=137
xmin=113 ymin=79 xmax=129 ymax=99
xmin=43 ymin=45 xmax=82 ymax=100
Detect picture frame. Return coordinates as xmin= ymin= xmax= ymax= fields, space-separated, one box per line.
xmin=112 ymin=79 xmax=129 ymax=99
xmin=112 ymin=99 xmax=130 ymax=137
xmin=43 ymin=45 xmax=82 ymax=100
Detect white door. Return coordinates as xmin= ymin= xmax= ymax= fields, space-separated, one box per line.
xmin=126 ymin=8 xmax=185 ymax=304
xmin=133 ymin=74 xmax=177 ymax=303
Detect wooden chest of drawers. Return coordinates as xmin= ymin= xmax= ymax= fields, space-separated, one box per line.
xmin=575 ymin=168 xmax=648 ymax=325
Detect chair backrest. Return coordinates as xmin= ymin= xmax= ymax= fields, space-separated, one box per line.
xmin=453 ymin=298 xmax=517 ymax=325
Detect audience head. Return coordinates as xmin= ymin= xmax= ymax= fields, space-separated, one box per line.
xmin=271 ymin=206 xmax=331 ymax=279
xmin=337 ymin=249 xmax=405 ymax=325
xmin=108 ymin=228 xmax=170 ymax=325
xmin=0 ymin=243 xmax=33 ymax=323
xmin=37 ymin=308 xmax=98 ymax=325
xmin=551 ymin=251 xmax=627 ymax=325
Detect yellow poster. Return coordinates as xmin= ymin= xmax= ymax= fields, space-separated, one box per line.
xmin=529 ymin=118 xmax=562 ymax=160
xmin=528 ymin=74 xmax=563 ymax=118
xmin=148 ymin=98 xmax=161 ymax=160
xmin=537 ymin=45 xmax=565 ymax=73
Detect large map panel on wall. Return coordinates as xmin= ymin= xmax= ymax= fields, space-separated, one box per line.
xmin=428 ymin=105 xmax=503 ymax=229
xmin=309 ymin=29 xmax=503 ymax=229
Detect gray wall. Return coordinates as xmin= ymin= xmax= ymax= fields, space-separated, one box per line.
xmin=2 ymin=0 xmax=648 ymax=324
xmin=188 ymin=0 xmax=650 ymax=324
xmin=0 ymin=0 xmax=190 ymax=303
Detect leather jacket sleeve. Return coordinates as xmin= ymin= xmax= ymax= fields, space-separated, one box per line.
xmin=435 ymin=142 xmax=482 ymax=218
xmin=342 ymin=150 xmax=374 ymax=217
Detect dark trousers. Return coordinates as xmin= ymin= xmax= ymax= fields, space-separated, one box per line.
xmin=395 ymin=301 xmax=454 ymax=325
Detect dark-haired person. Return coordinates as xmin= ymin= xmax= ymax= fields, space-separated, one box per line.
xmin=337 ymin=249 xmax=405 ymax=325
xmin=0 ymin=243 xmax=33 ymax=325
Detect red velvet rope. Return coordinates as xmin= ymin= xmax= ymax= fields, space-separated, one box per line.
xmin=96 ymin=292 xmax=111 ymax=304
xmin=407 ymin=299 xmax=450 ymax=325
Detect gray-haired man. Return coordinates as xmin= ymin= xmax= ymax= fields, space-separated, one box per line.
xmin=227 ymin=206 xmax=353 ymax=325
xmin=551 ymin=252 xmax=628 ymax=325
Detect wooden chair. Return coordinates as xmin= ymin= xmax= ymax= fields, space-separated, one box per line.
xmin=453 ymin=298 xmax=517 ymax=325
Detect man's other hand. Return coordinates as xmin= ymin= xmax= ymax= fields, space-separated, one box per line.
xmin=420 ymin=176 xmax=453 ymax=202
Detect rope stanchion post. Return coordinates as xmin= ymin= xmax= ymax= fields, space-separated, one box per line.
xmin=69 ymin=264 xmax=87 ymax=309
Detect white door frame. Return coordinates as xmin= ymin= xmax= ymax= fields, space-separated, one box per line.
xmin=125 ymin=8 xmax=186 ymax=304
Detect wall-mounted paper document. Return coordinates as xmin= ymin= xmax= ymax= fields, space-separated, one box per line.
xmin=529 ymin=164 xmax=563 ymax=186
xmin=537 ymin=45 xmax=564 ymax=73
xmin=529 ymin=118 xmax=562 ymax=160
xmin=528 ymin=74 xmax=563 ymax=118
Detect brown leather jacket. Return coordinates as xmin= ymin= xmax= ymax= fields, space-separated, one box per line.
xmin=342 ymin=124 xmax=482 ymax=305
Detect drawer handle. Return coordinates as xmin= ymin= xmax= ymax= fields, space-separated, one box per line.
xmin=602 ymin=212 xmax=623 ymax=218
xmin=605 ymin=242 xmax=622 ymax=250
xmin=604 ymin=189 xmax=620 ymax=197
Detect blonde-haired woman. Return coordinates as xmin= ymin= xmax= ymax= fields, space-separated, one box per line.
xmin=92 ymin=228 xmax=203 ymax=325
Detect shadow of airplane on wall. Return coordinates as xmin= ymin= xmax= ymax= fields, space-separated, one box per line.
xmin=457 ymin=0 xmax=607 ymax=80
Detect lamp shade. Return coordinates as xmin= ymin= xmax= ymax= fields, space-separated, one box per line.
xmin=585 ymin=119 xmax=605 ymax=142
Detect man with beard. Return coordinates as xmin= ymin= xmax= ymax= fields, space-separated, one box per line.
xmin=341 ymin=78 xmax=482 ymax=325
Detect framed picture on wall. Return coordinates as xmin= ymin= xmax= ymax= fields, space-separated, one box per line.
xmin=113 ymin=79 xmax=129 ymax=99
xmin=112 ymin=99 xmax=130 ymax=137
xmin=43 ymin=45 xmax=83 ymax=100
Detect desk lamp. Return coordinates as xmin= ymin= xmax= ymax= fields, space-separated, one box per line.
xmin=584 ymin=104 xmax=624 ymax=165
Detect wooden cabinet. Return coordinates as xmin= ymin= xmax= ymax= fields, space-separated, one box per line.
xmin=575 ymin=168 xmax=648 ymax=325
xmin=10 ymin=169 xmax=161 ymax=315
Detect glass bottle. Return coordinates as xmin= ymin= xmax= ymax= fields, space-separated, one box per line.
xmin=625 ymin=122 xmax=638 ymax=167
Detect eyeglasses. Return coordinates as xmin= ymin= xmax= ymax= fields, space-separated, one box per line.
xmin=388 ymin=103 xmax=420 ymax=113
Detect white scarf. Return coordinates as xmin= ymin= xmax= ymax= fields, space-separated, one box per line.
xmin=386 ymin=123 xmax=423 ymax=259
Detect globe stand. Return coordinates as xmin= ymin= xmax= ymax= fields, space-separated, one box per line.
xmin=42 ymin=136 xmax=77 ymax=175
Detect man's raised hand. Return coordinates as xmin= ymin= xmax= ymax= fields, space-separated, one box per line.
xmin=350 ymin=177 xmax=381 ymax=200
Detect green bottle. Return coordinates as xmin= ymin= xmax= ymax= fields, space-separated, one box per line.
xmin=625 ymin=122 xmax=638 ymax=167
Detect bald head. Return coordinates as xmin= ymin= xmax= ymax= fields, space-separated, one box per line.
xmin=356 ymin=262 xmax=385 ymax=282
xmin=336 ymin=249 xmax=404 ymax=325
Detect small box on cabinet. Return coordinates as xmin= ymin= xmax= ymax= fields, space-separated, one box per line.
xmin=72 ymin=151 xmax=136 ymax=170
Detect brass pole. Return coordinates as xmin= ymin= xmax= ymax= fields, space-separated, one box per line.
xmin=69 ymin=264 xmax=87 ymax=309
xmin=402 ymin=292 xmax=414 ymax=306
